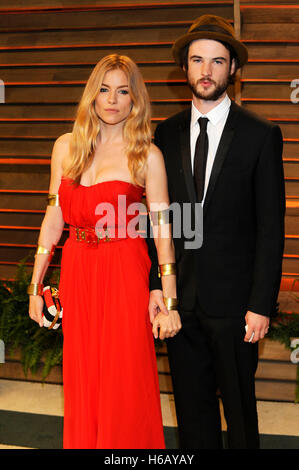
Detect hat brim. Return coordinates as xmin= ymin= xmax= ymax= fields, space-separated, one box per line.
xmin=172 ymin=31 xmax=248 ymax=69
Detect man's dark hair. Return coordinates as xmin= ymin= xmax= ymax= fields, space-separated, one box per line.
xmin=181 ymin=40 xmax=239 ymax=84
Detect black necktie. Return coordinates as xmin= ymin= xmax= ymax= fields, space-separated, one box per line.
xmin=194 ymin=117 xmax=209 ymax=203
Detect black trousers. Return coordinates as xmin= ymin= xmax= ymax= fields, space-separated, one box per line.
xmin=165 ymin=303 xmax=260 ymax=449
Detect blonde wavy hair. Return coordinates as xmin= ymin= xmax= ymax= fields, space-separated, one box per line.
xmin=64 ymin=54 xmax=152 ymax=186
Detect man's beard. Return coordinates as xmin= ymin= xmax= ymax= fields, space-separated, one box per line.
xmin=187 ymin=72 xmax=231 ymax=101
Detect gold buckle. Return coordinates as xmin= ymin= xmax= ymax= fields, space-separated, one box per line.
xmin=74 ymin=226 xmax=111 ymax=245
xmin=104 ymin=229 xmax=110 ymax=242
xmin=50 ymin=287 xmax=59 ymax=299
xmin=75 ymin=227 xmax=86 ymax=242
xmin=96 ymin=228 xmax=110 ymax=242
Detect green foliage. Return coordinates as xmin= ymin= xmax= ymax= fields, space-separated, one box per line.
xmin=268 ymin=311 xmax=299 ymax=403
xmin=0 ymin=256 xmax=63 ymax=380
xmin=268 ymin=312 xmax=299 ymax=350
xmin=1 ymin=257 xmax=299 ymax=403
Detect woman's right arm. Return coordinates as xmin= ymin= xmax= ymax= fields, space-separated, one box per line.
xmin=28 ymin=133 xmax=71 ymax=326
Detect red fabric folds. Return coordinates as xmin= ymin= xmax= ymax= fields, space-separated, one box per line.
xmin=58 ymin=178 xmax=165 ymax=449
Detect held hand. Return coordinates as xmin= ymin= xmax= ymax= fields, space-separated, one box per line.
xmin=28 ymin=295 xmax=44 ymax=328
xmin=148 ymin=289 xmax=169 ymax=324
xmin=244 ymin=310 xmax=270 ymax=343
xmin=152 ymin=310 xmax=182 ymax=340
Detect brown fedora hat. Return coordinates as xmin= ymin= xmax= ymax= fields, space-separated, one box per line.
xmin=172 ymin=14 xmax=248 ymax=69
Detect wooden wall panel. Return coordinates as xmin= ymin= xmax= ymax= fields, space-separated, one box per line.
xmin=0 ymin=1 xmax=298 ymax=282
xmin=0 ymin=1 xmax=298 ymax=401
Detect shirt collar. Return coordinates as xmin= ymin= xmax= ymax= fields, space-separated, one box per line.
xmin=191 ymin=94 xmax=231 ymax=128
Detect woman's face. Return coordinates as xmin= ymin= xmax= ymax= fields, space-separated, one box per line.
xmin=94 ymin=68 xmax=132 ymax=126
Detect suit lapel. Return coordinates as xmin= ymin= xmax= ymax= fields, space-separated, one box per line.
xmin=179 ymin=108 xmax=197 ymax=205
xmin=203 ymin=101 xmax=239 ymax=215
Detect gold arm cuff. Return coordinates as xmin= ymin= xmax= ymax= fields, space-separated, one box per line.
xmin=27 ymin=283 xmax=44 ymax=296
xmin=36 ymin=245 xmax=50 ymax=255
xmin=149 ymin=208 xmax=170 ymax=226
xmin=48 ymin=194 xmax=60 ymax=207
xmin=163 ymin=297 xmax=178 ymax=311
xmin=158 ymin=263 xmax=176 ymax=278
xmin=35 ymin=244 xmax=56 ymax=262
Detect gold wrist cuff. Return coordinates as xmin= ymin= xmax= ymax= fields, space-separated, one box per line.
xmin=158 ymin=263 xmax=176 ymax=278
xmin=149 ymin=208 xmax=169 ymax=226
xmin=27 ymin=283 xmax=44 ymax=296
xmin=163 ymin=297 xmax=178 ymax=311
xmin=48 ymin=194 xmax=60 ymax=207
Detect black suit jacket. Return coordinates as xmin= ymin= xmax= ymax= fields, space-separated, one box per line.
xmin=149 ymin=101 xmax=285 ymax=318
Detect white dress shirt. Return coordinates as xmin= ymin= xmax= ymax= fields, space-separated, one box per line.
xmin=190 ymin=94 xmax=231 ymax=204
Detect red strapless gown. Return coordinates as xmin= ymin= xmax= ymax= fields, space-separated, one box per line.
xmin=58 ymin=177 xmax=165 ymax=449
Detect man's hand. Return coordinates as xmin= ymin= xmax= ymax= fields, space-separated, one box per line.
xmin=148 ymin=289 xmax=169 ymax=323
xmin=244 ymin=311 xmax=270 ymax=343
xmin=152 ymin=310 xmax=182 ymax=340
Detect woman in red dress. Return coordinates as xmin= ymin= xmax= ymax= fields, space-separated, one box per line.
xmin=28 ymin=54 xmax=181 ymax=449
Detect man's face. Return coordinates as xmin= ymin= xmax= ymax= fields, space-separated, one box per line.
xmin=184 ymin=39 xmax=236 ymax=102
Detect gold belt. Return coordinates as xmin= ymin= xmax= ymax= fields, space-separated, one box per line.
xmin=69 ymin=225 xmax=126 ymax=247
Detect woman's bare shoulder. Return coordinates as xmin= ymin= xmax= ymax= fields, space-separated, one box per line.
xmin=52 ymin=133 xmax=72 ymax=171
xmin=144 ymin=143 xmax=167 ymax=187
xmin=146 ymin=142 xmax=164 ymax=167
xmin=54 ymin=132 xmax=72 ymax=150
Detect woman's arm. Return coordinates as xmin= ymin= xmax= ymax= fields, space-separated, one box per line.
xmin=28 ymin=133 xmax=70 ymax=326
xmin=145 ymin=143 xmax=181 ymax=339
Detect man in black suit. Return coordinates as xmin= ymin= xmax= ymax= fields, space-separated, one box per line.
xmin=148 ymin=15 xmax=285 ymax=449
